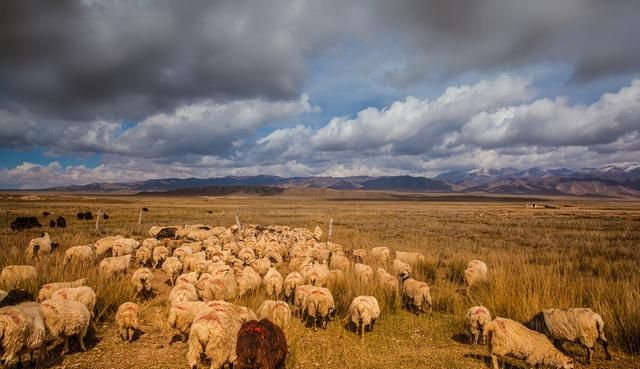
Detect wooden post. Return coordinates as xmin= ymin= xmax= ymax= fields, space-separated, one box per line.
xmin=95 ymin=209 xmax=101 ymax=232
xmin=328 ymin=218 xmax=333 ymax=241
xmin=235 ymin=214 xmax=242 ymax=231
xmin=138 ymin=209 xmax=143 ymax=225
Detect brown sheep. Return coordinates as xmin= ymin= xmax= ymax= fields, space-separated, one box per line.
xmin=235 ymin=319 xmax=287 ymax=369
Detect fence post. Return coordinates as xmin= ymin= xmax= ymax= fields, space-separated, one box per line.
xmin=235 ymin=214 xmax=242 ymax=231
xmin=138 ymin=209 xmax=143 ymax=225
xmin=95 ymin=209 xmax=101 ymax=232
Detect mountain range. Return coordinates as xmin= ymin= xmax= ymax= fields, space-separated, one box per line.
xmin=46 ymin=164 xmax=640 ymax=197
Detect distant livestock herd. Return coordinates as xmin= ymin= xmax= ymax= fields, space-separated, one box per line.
xmin=0 ymin=220 xmax=614 ymax=369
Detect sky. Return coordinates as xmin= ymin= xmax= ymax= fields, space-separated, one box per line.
xmin=1 ymin=0 xmax=639 ymax=189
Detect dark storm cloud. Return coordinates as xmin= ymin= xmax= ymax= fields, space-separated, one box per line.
xmin=377 ymin=0 xmax=640 ymax=84
xmin=0 ymin=0 xmax=352 ymax=121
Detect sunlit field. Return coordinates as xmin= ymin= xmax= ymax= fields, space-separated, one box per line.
xmin=1 ymin=193 xmax=639 ymax=369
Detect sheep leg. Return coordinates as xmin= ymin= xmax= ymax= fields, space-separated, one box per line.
xmin=490 ymin=354 xmax=499 ymax=369
xmin=61 ymin=336 xmax=69 ymax=356
xmin=586 ymin=346 xmax=592 ymax=365
xmin=79 ymin=333 xmax=87 ymax=351
xmin=360 ymin=322 xmax=365 ymax=339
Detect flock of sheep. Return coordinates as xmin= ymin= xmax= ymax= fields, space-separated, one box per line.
xmin=0 ymin=222 xmax=614 ymax=369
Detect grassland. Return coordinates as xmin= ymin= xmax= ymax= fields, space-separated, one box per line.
xmin=1 ymin=192 xmax=639 ymax=369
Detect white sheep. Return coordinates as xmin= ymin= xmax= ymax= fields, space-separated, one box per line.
xmin=40 ymin=298 xmax=91 ymax=356
xmin=183 ymin=251 xmax=207 ymax=272
xmin=141 ymin=238 xmax=159 ymax=250
xmin=525 ymin=308 xmax=612 ymax=364
xmin=112 ymin=238 xmax=140 ymax=256
xmin=131 ymin=268 xmax=154 ymax=297
xmin=250 ymin=257 xmax=271 ymax=276
xmin=400 ymin=276 xmax=432 ymax=314
xmin=464 ymin=306 xmax=492 ymax=345
xmin=376 ymin=268 xmax=399 ymax=296
xmin=305 ymin=262 xmax=330 ymax=287
xmin=134 ymin=246 xmax=152 ymax=266
xmin=168 ymin=283 xmax=199 ymax=304
xmin=187 ymin=310 xmax=242 ymax=369
xmin=236 ymin=266 xmax=262 ymax=297
xmin=152 ymin=245 xmax=170 ymax=268
xmin=329 ymin=253 xmax=351 ymax=272
xmin=38 ymin=279 xmax=87 ymax=302
xmin=354 ymin=263 xmax=374 ymax=284
xmin=161 ymin=257 xmax=183 ymax=286
xmin=173 ymin=245 xmax=193 ymax=262
xmin=51 ymin=286 xmax=97 ymax=318
xmin=304 ymin=286 xmax=335 ymax=331
xmin=483 ymin=317 xmax=574 ymax=369
xmin=26 ymin=233 xmax=54 ymax=261
xmin=176 ymin=272 xmax=200 ymax=286
xmin=15 ymin=302 xmax=47 ymax=366
xmin=182 ymin=241 xmax=204 ymax=253
xmin=327 ymin=269 xmax=345 ymax=288
xmin=167 ymin=301 xmax=207 ymax=342
xmin=284 ymin=272 xmax=304 ymax=304
xmin=395 ymin=251 xmax=425 ymax=265
xmin=98 ymin=254 xmax=132 ymax=278
xmin=115 ymin=302 xmax=140 ymax=342
xmin=256 ymin=300 xmax=291 ymax=329
xmin=0 ymin=306 xmax=30 ymax=365
xmin=94 ymin=235 xmax=123 ymax=257
xmin=348 ymin=296 xmax=380 ymax=339
xmin=262 ymin=268 xmax=284 ymax=299
xmin=62 ymin=245 xmax=96 ymax=269
xmin=370 ymin=247 xmax=391 ymax=265
xmin=0 ymin=265 xmax=37 ymax=290
xmin=196 ymin=273 xmax=237 ymax=301
xmin=464 ymin=259 xmax=488 ymax=291
xmin=392 ymin=259 xmax=412 ymax=279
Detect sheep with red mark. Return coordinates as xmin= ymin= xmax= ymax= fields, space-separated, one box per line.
xmin=235 ymin=319 xmax=287 ymax=369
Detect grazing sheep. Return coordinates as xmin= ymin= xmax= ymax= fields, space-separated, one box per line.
xmin=284 ymin=272 xmax=304 ymax=304
xmin=51 ymin=286 xmax=97 ymax=317
xmin=0 ymin=265 xmax=37 ymax=290
xmin=370 ymin=247 xmax=391 ymax=265
xmin=15 ymin=302 xmax=47 ymax=366
xmin=250 ymin=257 xmax=271 ymax=277
xmin=304 ymin=287 xmax=335 ymax=331
xmin=26 ymin=232 xmax=55 ymax=261
xmin=204 ymin=301 xmax=257 ymax=324
xmin=354 ymin=263 xmax=374 ymax=284
xmin=350 ymin=249 xmax=366 ymax=263
xmin=464 ymin=306 xmax=492 ymax=345
xmin=152 ymin=245 xmax=170 ymax=268
xmin=305 ymin=262 xmax=330 ymax=287
xmin=115 ymin=302 xmax=140 ymax=343
xmin=40 ymin=298 xmax=91 ymax=356
xmin=131 ymin=268 xmax=154 ymax=297
xmin=348 ymin=296 xmax=380 ymax=339
xmin=94 ymin=235 xmax=124 ymax=257
xmin=167 ymin=301 xmax=207 ymax=342
xmin=327 ymin=269 xmax=345 ymax=288
xmin=0 ymin=289 xmax=35 ymax=308
xmin=134 ymin=246 xmax=153 ymax=266
xmin=237 ymin=247 xmax=256 ymax=264
xmin=161 ymin=257 xmax=183 ymax=286
xmin=525 ymin=308 xmax=612 ymax=364
xmin=168 ymin=283 xmax=199 ymax=304
xmin=329 ymin=253 xmax=351 ymax=272
xmin=464 ymin=259 xmax=488 ymax=291
xmin=484 ymin=317 xmax=574 ymax=369
xmin=256 ymin=300 xmax=291 ymax=329
xmin=38 ymin=278 xmax=87 ymax=302
xmin=196 ymin=274 xmax=231 ymax=301
xmin=312 ymin=225 xmax=323 ymax=241
xmin=63 ymin=245 xmax=96 ymax=269
xmin=182 ymin=241 xmax=204 ymax=253
xmin=183 ymin=252 xmax=207 ymax=272
xmin=98 ymin=254 xmax=132 ymax=278
xmin=141 ymin=238 xmax=160 ymax=250
xmin=293 ymin=285 xmax=314 ymax=318
xmin=400 ymin=276 xmax=432 ymax=314
xmin=0 ymin=306 xmax=30 ymax=366
xmin=112 ymin=238 xmax=140 ymax=256
xmin=173 ymin=246 xmax=193 ymax=262
xmin=235 ymin=319 xmax=287 ymax=369
xmin=262 ymin=268 xmax=284 ymax=299
xmin=376 ymin=268 xmax=399 ymax=297
xmin=392 ymin=259 xmax=412 ymax=279
xmin=187 ymin=311 xmax=242 ymax=369
xmin=395 ymin=251 xmax=425 ymax=266
xmin=236 ymin=266 xmax=262 ymax=297
xmin=176 ymin=272 xmax=200 ymax=286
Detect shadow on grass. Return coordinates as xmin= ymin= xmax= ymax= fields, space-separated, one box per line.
xmin=464 ymin=353 xmax=525 ymax=369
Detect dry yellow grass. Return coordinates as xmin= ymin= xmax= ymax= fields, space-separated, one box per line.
xmin=0 ymin=192 xmax=639 ymax=369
